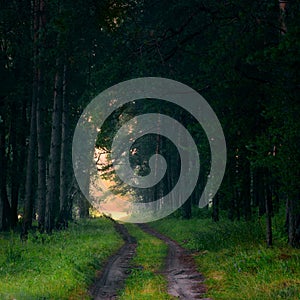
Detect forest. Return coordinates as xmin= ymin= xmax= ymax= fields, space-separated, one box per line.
xmin=0 ymin=0 xmax=299 ymax=299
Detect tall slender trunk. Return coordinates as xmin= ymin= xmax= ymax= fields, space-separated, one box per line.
xmin=22 ymin=0 xmax=40 ymax=237
xmin=23 ymin=89 xmax=37 ymax=235
xmin=36 ymin=73 xmax=46 ymax=231
xmin=79 ymin=195 xmax=90 ymax=218
xmin=0 ymin=186 xmax=2 ymax=231
xmin=45 ymin=58 xmax=63 ymax=233
xmin=77 ymin=149 xmax=90 ymax=219
xmin=235 ymin=187 xmax=240 ymax=221
xmin=57 ymin=64 xmax=70 ymax=229
xmin=265 ymin=170 xmax=273 ymax=247
xmin=287 ymin=191 xmax=300 ymax=247
xmin=242 ymin=159 xmax=251 ymax=220
xmin=253 ymin=167 xmax=266 ymax=216
xmin=0 ymin=116 xmax=11 ymax=230
xmin=278 ymin=0 xmax=300 ymax=247
xmin=9 ymin=100 xmax=26 ymax=228
xmin=228 ymin=169 xmax=235 ymax=220
xmin=154 ymin=114 xmax=161 ymax=212
xmin=9 ymin=104 xmax=19 ymax=227
xmin=36 ymin=0 xmax=47 ymax=232
xmin=176 ymin=111 xmax=192 ymax=219
xmin=212 ymin=193 xmax=219 ymax=222
xmin=78 ymin=140 xmax=90 ymax=219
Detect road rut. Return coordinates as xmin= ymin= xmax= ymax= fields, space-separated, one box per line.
xmin=90 ymin=221 xmax=136 ymax=300
xmin=138 ymin=224 xmax=212 ymax=300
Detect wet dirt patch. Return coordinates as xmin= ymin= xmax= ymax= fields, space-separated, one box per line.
xmin=90 ymin=221 xmax=137 ymax=300
xmin=138 ymin=224 xmax=212 ymax=300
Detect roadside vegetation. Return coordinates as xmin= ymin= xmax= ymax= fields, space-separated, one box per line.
xmin=151 ymin=209 xmax=300 ymax=300
xmin=0 ymin=218 xmax=122 ymax=300
xmin=118 ymin=224 xmax=174 ymax=300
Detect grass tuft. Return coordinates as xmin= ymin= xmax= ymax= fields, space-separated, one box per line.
xmin=0 ymin=218 xmax=123 ymax=300
xmin=118 ymin=224 xmax=175 ymax=300
xmin=151 ymin=216 xmax=300 ymax=300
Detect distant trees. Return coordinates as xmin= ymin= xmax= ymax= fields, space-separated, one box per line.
xmin=0 ymin=0 xmax=299 ymax=247
xmin=94 ymin=0 xmax=299 ymax=247
xmin=0 ymin=0 xmax=130 ymax=233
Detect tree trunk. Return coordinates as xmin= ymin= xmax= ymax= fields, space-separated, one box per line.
xmin=0 ymin=189 xmax=2 ymax=231
xmin=182 ymin=197 xmax=192 ymax=219
xmin=9 ymin=104 xmax=20 ymax=228
xmin=253 ymin=167 xmax=265 ymax=216
xmin=45 ymin=58 xmax=63 ymax=233
xmin=287 ymin=192 xmax=300 ymax=247
xmin=212 ymin=193 xmax=219 ymax=222
xmin=242 ymin=160 xmax=251 ymax=221
xmin=235 ymin=187 xmax=240 ymax=221
xmin=265 ymin=170 xmax=273 ymax=247
xmin=0 ymin=117 xmax=11 ymax=230
xmin=79 ymin=195 xmax=90 ymax=218
xmin=36 ymin=0 xmax=47 ymax=232
xmin=36 ymin=75 xmax=47 ymax=231
xmin=23 ymin=98 xmax=37 ymax=235
xmin=22 ymin=78 xmax=37 ymax=236
xmin=22 ymin=0 xmax=42 ymax=238
xmin=57 ymin=64 xmax=70 ymax=229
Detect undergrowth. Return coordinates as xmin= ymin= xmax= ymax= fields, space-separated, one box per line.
xmin=0 ymin=218 xmax=123 ymax=300
xmin=151 ymin=212 xmax=300 ymax=300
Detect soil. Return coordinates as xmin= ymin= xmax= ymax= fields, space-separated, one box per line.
xmin=90 ymin=220 xmax=211 ymax=299
xmin=138 ymin=224 xmax=212 ymax=300
xmin=89 ymin=220 xmax=137 ymax=300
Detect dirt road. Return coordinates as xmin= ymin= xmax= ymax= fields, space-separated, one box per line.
xmin=138 ymin=224 xmax=212 ymax=300
xmin=90 ymin=221 xmax=137 ymax=300
xmin=90 ymin=221 xmax=211 ymax=299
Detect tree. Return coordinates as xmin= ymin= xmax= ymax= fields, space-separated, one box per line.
xmin=45 ymin=57 xmax=63 ymax=233
xmin=36 ymin=0 xmax=47 ymax=232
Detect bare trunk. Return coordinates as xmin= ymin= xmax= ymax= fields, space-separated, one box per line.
xmin=9 ymin=104 xmax=20 ymax=227
xmin=23 ymin=76 xmax=37 ymax=236
xmin=36 ymin=0 xmax=46 ymax=232
xmin=265 ymin=171 xmax=273 ymax=247
xmin=79 ymin=169 xmax=90 ymax=218
xmin=212 ymin=193 xmax=219 ymax=222
xmin=45 ymin=58 xmax=62 ymax=233
xmin=253 ymin=167 xmax=266 ymax=216
xmin=0 ymin=108 xmax=4 ymax=231
xmin=79 ymin=195 xmax=90 ymax=218
xmin=242 ymin=160 xmax=251 ymax=221
xmin=0 ymin=117 xmax=11 ymax=230
xmin=36 ymin=77 xmax=46 ymax=231
xmin=288 ymin=192 xmax=300 ymax=247
xmin=57 ymin=64 xmax=70 ymax=229
xmin=22 ymin=0 xmax=42 ymax=238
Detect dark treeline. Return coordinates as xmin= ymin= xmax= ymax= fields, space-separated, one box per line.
xmin=0 ymin=1 xmax=299 ymax=247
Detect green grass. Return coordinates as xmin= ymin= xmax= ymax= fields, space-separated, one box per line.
xmin=151 ymin=214 xmax=300 ymax=300
xmin=0 ymin=218 xmax=123 ymax=300
xmin=118 ymin=224 xmax=174 ymax=300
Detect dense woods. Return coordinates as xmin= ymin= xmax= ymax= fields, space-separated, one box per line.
xmin=0 ymin=0 xmax=299 ymax=247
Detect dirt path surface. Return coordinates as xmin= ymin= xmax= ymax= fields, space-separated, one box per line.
xmin=90 ymin=220 xmax=137 ymax=300
xmin=138 ymin=224 xmax=212 ymax=300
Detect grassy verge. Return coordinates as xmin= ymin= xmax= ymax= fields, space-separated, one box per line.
xmin=0 ymin=218 xmax=123 ymax=300
xmin=151 ymin=215 xmax=300 ymax=300
xmin=118 ymin=224 xmax=174 ymax=300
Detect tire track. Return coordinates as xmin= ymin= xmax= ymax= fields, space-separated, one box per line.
xmin=138 ymin=224 xmax=212 ymax=300
xmin=90 ymin=219 xmax=137 ymax=300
